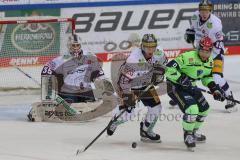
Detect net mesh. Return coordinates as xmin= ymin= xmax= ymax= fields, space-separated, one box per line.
xmin=0 ymin=17 xmax=74 ymax=91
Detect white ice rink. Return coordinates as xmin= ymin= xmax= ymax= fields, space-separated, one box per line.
xmin=0 ymin=56 xmax=240 ymax=160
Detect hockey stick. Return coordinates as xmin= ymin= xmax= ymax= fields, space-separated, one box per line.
xmin=191 ymin=42 xmax=196 ymax=49
xmin=166 ymin=78 xmax=240 ymax=104
xmin=13 ymin=65 xmax=41 ymax=86
xmin=195 ymin=87 xmax=240 ymax=104
xmin=76 ymin=107 xmax=126 ymax=155
xmin=12 ymin=65 xmax=78 ymax=115
xmin=76 ymin=84 xmax=154 ymax=155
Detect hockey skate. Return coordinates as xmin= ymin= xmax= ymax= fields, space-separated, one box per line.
xmin=193 ymin=129 xmax=206 ymax=143
xmin=225 ymin=92 xmax=237 ymax=113
xmin=184 ymin=131 xmax=196 ymax=151
xmin=140 ymin=121 xmax=161 ymax=143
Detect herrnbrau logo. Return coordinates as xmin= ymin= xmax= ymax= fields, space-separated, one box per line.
xmin=11 ymin=23 xmax=55 ymax=53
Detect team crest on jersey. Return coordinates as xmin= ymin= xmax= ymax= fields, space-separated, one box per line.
xmin=154 ymin=50 xmax=162 ymax=56
xmin=197 ymin=70 xmax=203 ymax=76
xmin=188 ymin=58 xmax=194 ymax=63
xmin=207 ymin=22 xmax=213 ymax=29
xmin=138 ymin=59 xmax=145 ymax=66
xmin=192 ymin=15 xmax=197 ymax=20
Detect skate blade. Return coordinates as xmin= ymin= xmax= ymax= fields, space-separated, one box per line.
xmin=76 ymin=149 xmax=84 ymax=155
xmin=195 ymin=140 xmax=206 ymax=143
xmin=187 ymin=147 xmax=195 ymax=152
xmin=226 ymin=107 xmax=238 ymax=113
xmin=140 ymin=137 xmax=162 ymax=143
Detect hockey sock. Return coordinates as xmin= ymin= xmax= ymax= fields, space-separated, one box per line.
xmin=194 ymin=108 xmax=209 ymax=130
xmin=182 ymin=104 xmax=199 ymax=131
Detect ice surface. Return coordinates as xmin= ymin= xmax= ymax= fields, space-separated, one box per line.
xmin=0 ymin=56 xmax=240 ymax=160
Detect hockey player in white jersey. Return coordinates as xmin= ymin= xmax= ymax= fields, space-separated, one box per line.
xmin=107 ymin=34 xmax=167 ymax=142
xmin=182 ymin=0 xmax=237 ymax=112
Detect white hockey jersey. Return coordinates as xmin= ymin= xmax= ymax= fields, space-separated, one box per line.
xmin=41 ymin=52 xmax=104 ymax=94
xmin=118 ymin=46 xmax=167 ymax=92
xmin=191 ymin=11 xmax=225 ymax=58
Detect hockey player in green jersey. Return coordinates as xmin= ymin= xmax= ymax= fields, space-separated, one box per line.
xmin=165 ymin=36 xmax=225 ymax=150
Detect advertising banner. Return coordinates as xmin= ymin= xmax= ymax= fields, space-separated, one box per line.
xmin=213 ymin=2 xmax=240 ymax=47
xmin=0 ymin=9 xmax=61 ymax=67
xmin=62 ymin=3 xmax=198 ymax=61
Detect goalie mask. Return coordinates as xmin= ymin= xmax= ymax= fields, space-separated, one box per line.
xmin=68 ymin=34 xmax=82 ymax=58
xmin=141 ymin=34 xmax=157 ymax=60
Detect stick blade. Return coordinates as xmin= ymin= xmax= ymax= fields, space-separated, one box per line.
xmin=76 ymin=148 xmax=85 ymax=156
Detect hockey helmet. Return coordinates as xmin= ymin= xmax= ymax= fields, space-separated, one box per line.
xmin=67 ymin=34 xmax=82 ymax=57
xmin=198 ymin=36 xmax=213 ymax=61
xmin=199 ymin=36 xmax=213 ymax=51
xmin=199 ymin=0 xmax=213 ymax=11
xmin=141 ymin=34 xmax=157 ymax=48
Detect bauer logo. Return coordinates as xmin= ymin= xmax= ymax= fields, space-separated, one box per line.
xmin=11 ymin=23 xmax=55 ymax=53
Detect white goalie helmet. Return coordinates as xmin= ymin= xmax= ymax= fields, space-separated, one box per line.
xmin=67 ymin=34 xmax=82 ymax=58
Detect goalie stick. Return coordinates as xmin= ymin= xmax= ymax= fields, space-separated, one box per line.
xmin=76 ymin=83 xmax=154 ymax=155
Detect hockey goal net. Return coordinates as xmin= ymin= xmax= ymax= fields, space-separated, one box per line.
xmin=0 ymin=17 xmax=75 ymax=91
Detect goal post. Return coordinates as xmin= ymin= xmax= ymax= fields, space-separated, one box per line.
xmin=0 ymin=17 xmax=75 ymax=91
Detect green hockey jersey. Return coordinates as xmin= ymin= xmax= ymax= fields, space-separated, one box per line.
xmin=165 ymin=50 xmax=214 ymax=87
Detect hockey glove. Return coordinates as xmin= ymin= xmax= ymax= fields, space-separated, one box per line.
xmin=184 ymin=28 xmax=195 ymax=44
xmin=122 ymin=92 xmax=136 ymax=107
xmin=178 ymin=74 xmax=192 ymax=88
xmin=152 ymin=63 xmax=166 ymax=75
xmin=151 ymin=73 xmax=164 ymax=86
xmin=208 ymin=82 xmax=225 ymax=102
xmin=151 ymin=63 xmax=165 ymax=85
xmin=177 ymin=74 xmax=195 ymax=94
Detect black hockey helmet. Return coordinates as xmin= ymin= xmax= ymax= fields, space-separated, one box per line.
xmin=141 ymin=34 xmax=157 ymax=48
xmin=199 ymin=0 xmax=213 ymax=11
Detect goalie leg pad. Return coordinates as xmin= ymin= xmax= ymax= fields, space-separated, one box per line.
xmin=28 ymin=102 xmax=44 ymax=122
xmin=41 ymin=75 xmax=57 ymax=102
